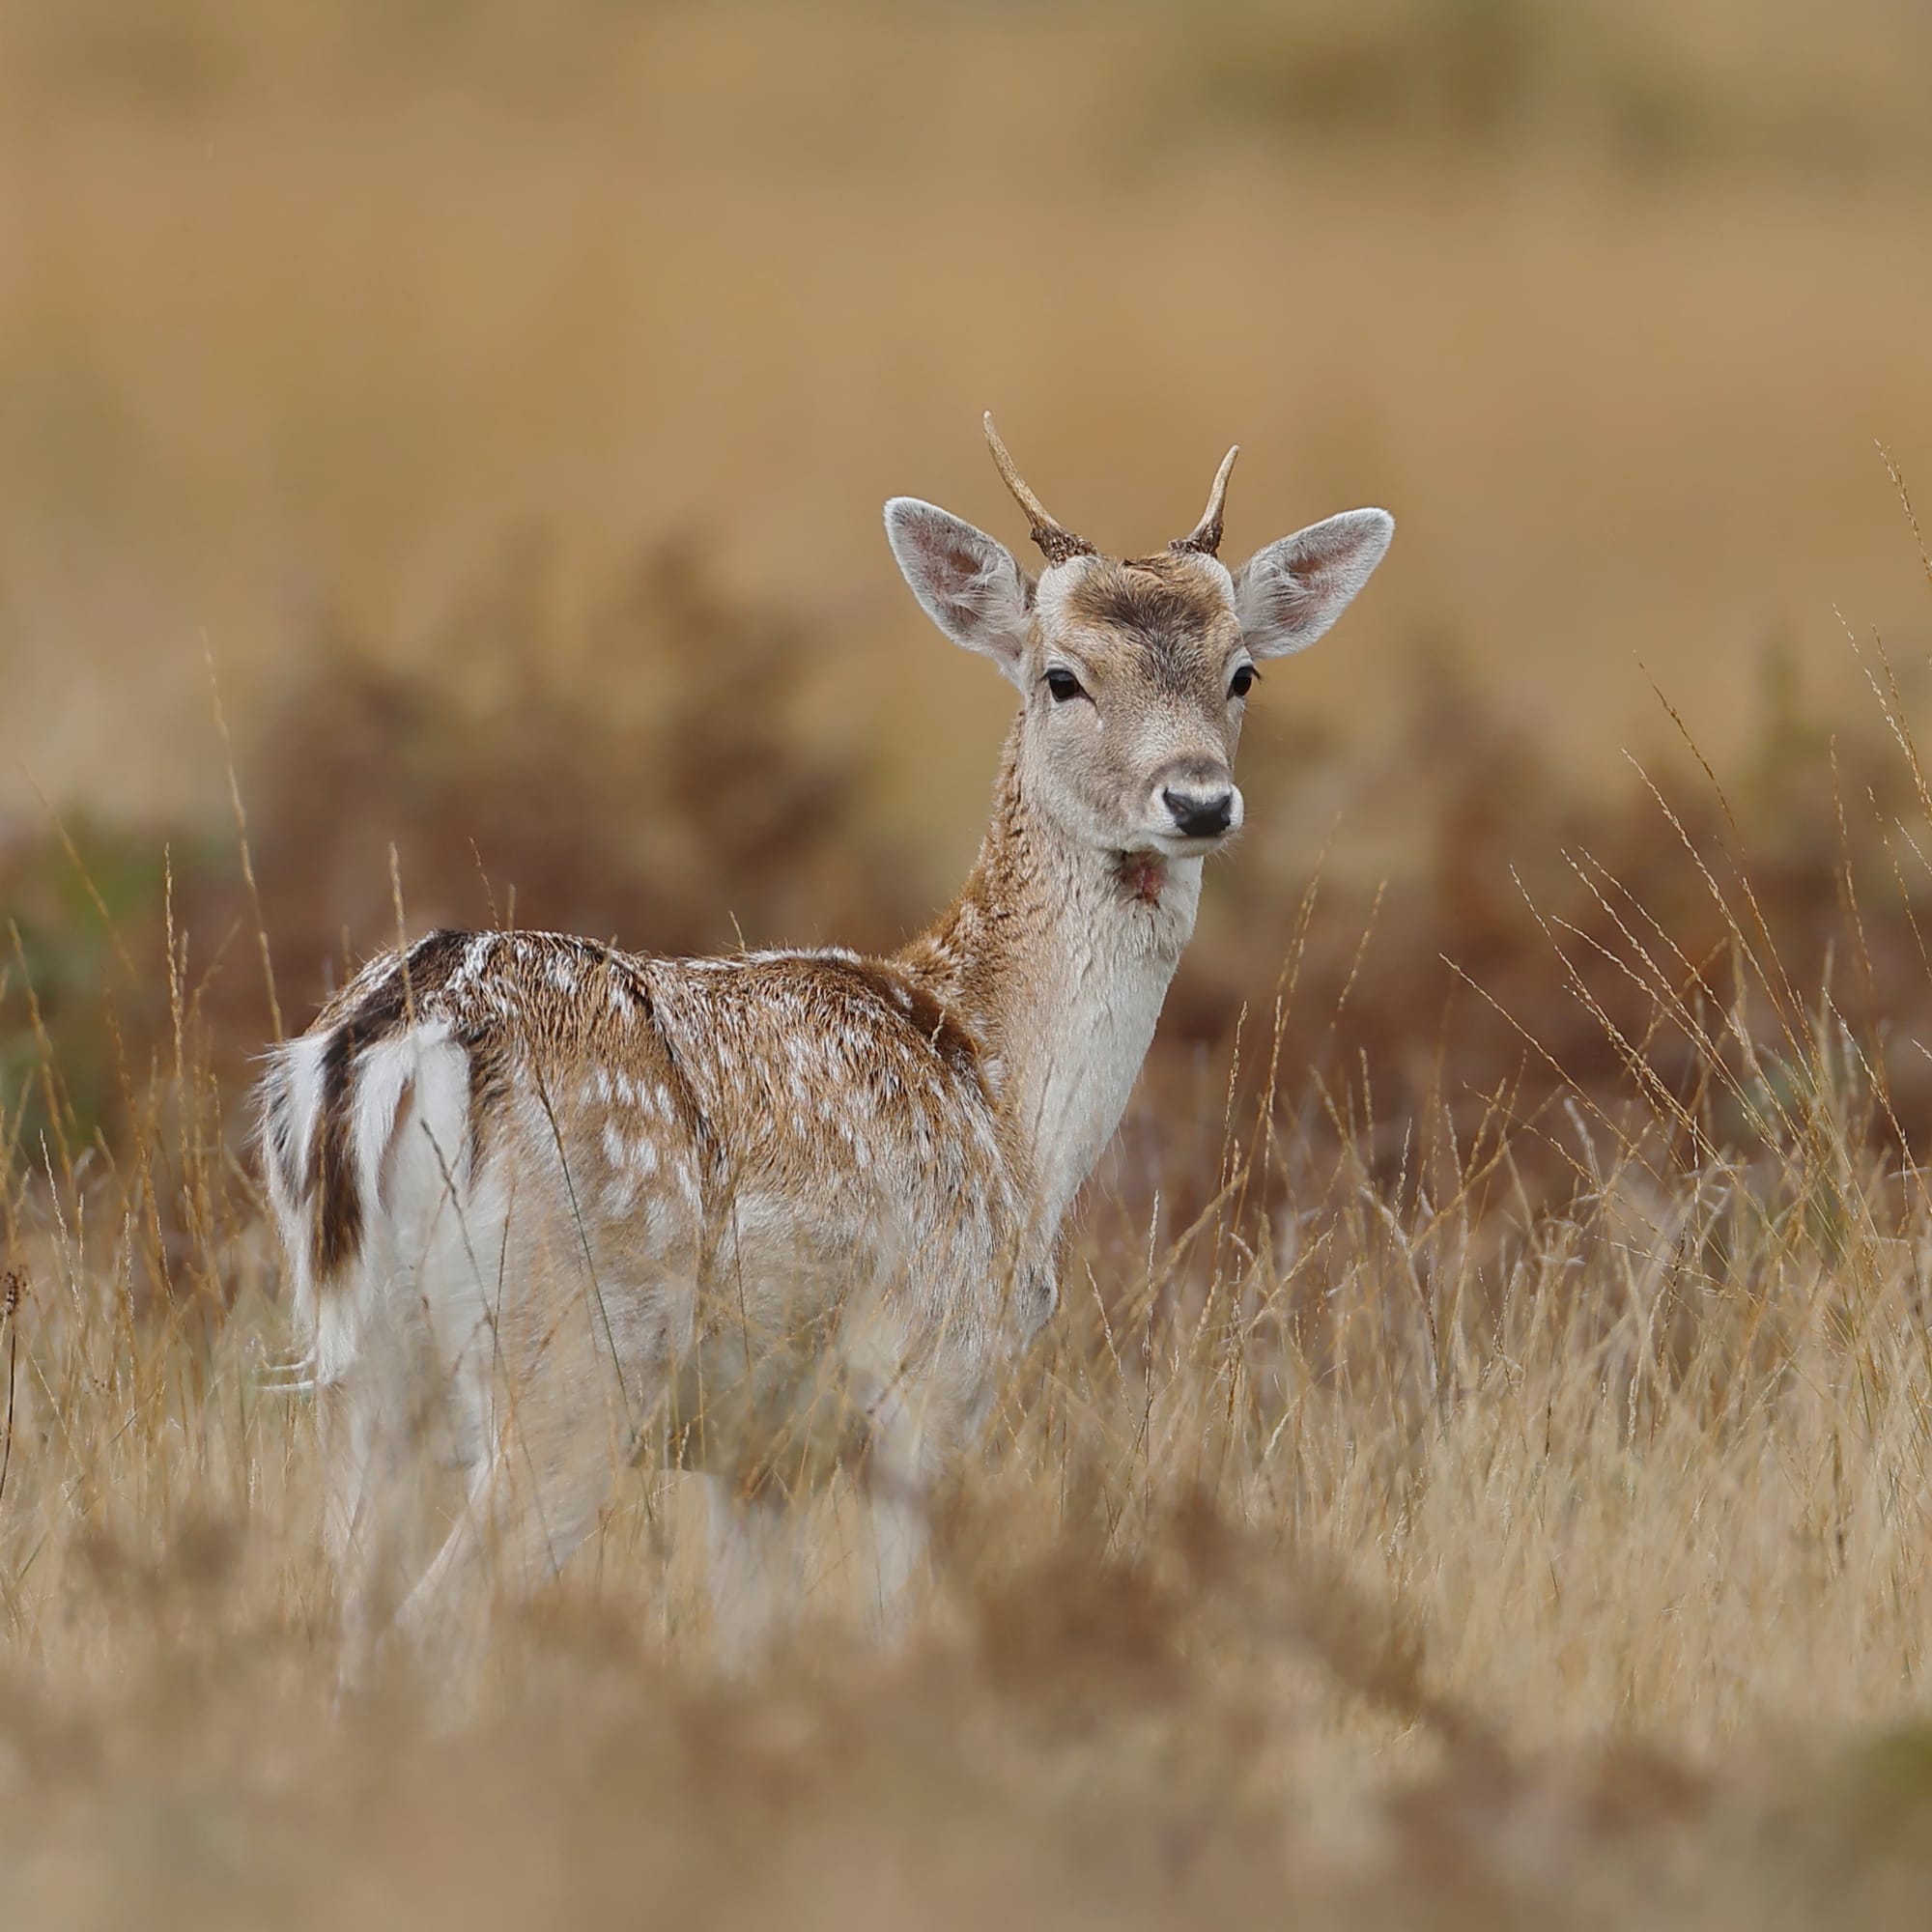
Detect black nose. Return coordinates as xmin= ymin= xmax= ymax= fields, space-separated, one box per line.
xmin=1162 ymin=786 xmax=1235 ymax=838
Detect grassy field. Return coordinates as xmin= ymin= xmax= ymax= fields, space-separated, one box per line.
xmin=13 ymin=755 xmax=1932 ymax=1925
xmin=9 ymin=2 xmax=1932 ymax=1924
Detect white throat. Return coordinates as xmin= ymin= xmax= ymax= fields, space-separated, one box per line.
xmin=1006 ymin=845 xmax=1203 ymax=1232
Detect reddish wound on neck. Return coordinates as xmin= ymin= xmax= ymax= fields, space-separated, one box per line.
xmin=1120 ymin=853 xmax=1167 ymax=905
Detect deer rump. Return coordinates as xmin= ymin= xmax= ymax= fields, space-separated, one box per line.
xmin=258 ymin=927 xmax=1044 ymax=1500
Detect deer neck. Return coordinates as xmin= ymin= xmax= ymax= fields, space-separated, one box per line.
xmin=895 ymin=719 xmax=1202 ymax=1234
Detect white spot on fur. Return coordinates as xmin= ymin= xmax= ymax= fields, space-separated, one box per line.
xmin=271 ymin=1032 xmax=329 ymax=1201
xmin=315 ymin=1021 xmax=471 ymax=1387
xmin=456 ymin=932 xmax=496 ymax=986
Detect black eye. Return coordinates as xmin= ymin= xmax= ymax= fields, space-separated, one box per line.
xmin=1228 ymin=664 xmax=1258 ymax=700
xmin=1043 ymin=668 xmax=1085 ymax=703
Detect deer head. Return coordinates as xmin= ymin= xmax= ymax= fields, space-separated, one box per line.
xmin=886 ymin=415 xmax=1393 ymax=861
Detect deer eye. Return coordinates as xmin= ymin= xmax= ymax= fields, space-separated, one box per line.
xmin=1043 ymin=668 xmax=1086 ymax=703
xmin=1228 ymin=664 xmax=1258 ymax=700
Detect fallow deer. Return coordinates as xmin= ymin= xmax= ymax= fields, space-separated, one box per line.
xmin=256 ymin=417 xmax=1393 ymax=1674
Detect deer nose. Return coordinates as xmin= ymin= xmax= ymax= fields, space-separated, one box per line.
xmin=1162 ymin=785 xmax=1236 ymax=839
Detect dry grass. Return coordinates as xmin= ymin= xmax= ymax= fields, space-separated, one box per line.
xmin=10 ymin=2 xmax=1932 ymax=1923
xmin=11 ymin=635 xmax=1932 ymax=1922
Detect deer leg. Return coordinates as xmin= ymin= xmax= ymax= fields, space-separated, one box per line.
xmin=320 ymin=1376 xmax=396 ymax=1697
xmin=359 ymin=1252 xmax=672 ymax=1691
xmin=863 ymin=1484 xmax=927 ymax=1647
xmin=393 ymin=1363 xmax=641 ymax=1665
xmin=861 ymin=1391 xmax=934 ymax=1646
xmin=702 ymin=1476 xmax=804 ymax=1669
xmin=322 ymin=1278 xmax=459 ymax=1699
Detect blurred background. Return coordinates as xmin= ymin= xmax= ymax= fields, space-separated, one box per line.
xmin=5 ymin=0 xmax=1932 ymax=1166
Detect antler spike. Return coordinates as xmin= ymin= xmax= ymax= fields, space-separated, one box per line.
xmin=1170 ymin=444 xmax=1240 ymax=557
xmin=982 ymin=412 xmax=1094 ymax=566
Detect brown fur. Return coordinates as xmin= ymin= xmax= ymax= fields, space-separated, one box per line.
xmin=1059 ymin=554 xmax=1241 ymax=692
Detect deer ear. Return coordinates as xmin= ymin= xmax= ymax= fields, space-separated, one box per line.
xmin=885 ymin=498 xmax=1035 ymax=685
xmin=1232 ymin=509 xmax=1394 ymax=659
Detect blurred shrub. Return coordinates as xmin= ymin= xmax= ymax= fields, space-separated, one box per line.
xmin=0 ymin=540 xmax=922 ymax=1153
xmin=0 ymin=816 xmax=185 ymax=1153
xmin=1151 ymin=634 xmax=1932 ymax=1207
xmin=1196 ymin=0 xmax=1544 ymax=152
xmin=1182 ymin=0 xmax=1932 ymax=179
xmin=7 ymin=550 xmax=1932 ymax=1227
xmin=8 ymin=0 xmax=1932 ymax=183
xmin=245 ymin=537 xmax=917 ymax=995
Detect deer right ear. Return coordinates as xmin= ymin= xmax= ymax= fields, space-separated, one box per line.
xmin=885 ymin=499 xmax=1035 ymax=685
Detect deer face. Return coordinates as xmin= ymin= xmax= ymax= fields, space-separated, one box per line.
xmin=1021 ymin=550 xmax=1251 ymax=856
xmin=886 ymin=420 xmax=1393 ymax=862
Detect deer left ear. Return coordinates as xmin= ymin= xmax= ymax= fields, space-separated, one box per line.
xmin=1233 ymin=509 xmax=1394 ymax=659
xmin=885 ymin=498 xmax=1036 ymax=687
